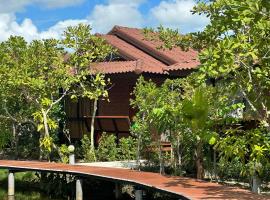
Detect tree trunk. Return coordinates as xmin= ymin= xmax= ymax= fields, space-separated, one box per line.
xmin=177 ymin=137 xmax=182 ymax=170
xmin=41 ymin=109 xmax=50 ymax=137
xmin=158 ymin=139 xmax=165 ymax=175
xmin=251 ymin=172 xmax=261 ymax=194
xmin=12 ymin=123 xmax=19 ymax=159
xmin=213 ymin=149 xmax=217 ymax=181
xmin=40 ymin=109 xmax=50 ymax=161
xmin=195 ymin=141 xmax=204 ymax=179
xmin=88 ymin=99 xmax=97 ymax=162
xmin=90 ymin=99 xmax=97 ymax=151
xmin=136 ymin=134 xmax=141 ymax=170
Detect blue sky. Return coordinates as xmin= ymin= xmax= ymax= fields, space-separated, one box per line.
xmin=0 ymin=0 xmax=209 ymax=41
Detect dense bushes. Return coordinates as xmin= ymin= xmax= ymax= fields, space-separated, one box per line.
xmin=81 ymin=133 xmax=137 ymax=162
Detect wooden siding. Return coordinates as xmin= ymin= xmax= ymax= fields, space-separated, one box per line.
xmin=66 ymin=73 xmax=170 ymax=139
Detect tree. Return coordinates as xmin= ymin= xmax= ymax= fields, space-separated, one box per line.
xmin=62 ymin=24 xmax=115 ymax=161
xmin=0 ymin=24 xmax=114 ymax=160
xmin=0 ymin=36 xmax=67 ymax=159
xmin=152 ymin=0 xmax=270 ymax=192
xmin=131 ymin=77 xmax=163 ymax=172
xmin=193 ymin=0 xmax=270 ymax=192
xmin=131 ymin=76 xmax=217 ymax=176
xmin=182 ymin=86 xmax=209 ymax=179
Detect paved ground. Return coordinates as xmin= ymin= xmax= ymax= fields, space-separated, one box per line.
xmin=0 ymin=160 xmax=268 ymax=200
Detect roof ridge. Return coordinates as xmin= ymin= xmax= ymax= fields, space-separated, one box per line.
xmin=109 ymin=27 xmax=178 ymax=65
xmin=94 ymin=60 xmax=137 ymax=64
xmin=109 ymin=25 xmax=142 ymax=34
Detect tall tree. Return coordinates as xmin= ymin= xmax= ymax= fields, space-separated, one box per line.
xmin=0 ymin=24 xmax=114 ymax=160
xmin=152 ymin=0 xmax=270 ymax=192
xmin=62 ymin=24 xmax=114 ymax=161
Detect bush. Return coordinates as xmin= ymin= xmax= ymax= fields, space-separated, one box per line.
xmin=96 ymin=134 xmax=118 ymax=161
xmin=217 ymin=157 xmax=244 ymax=181
xmin=59 ymin=144 xmax=69 ymax=164
xmin=81 ymin=135 xmax=96 ymax=162
xmin=118 ymin=137 xmax=137 ymax=161
xmin=81 ymin=133 xmax=137 ymax=162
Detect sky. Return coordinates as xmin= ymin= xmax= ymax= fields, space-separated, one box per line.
xmin=0 ymin=0 xmax=209 ymax=42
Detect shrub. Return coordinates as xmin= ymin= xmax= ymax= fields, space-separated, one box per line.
xmin=96 ymin=133 xmax=118 ymax=161
xmin=81 ymin=135 xmax=96 ymax=162
xmin=117 ymin=137 xmax=137 ymax=161
xmin=59 ymin=144 xmax=69 ymax=164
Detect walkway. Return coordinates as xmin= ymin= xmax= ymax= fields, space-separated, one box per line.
xmin=0 ymin=160 xmax=268 ymax=200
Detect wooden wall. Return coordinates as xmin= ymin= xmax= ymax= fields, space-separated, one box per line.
xmin=65 ymin=73 xmax=173 ymax=139
xmin=98 ymin=73 xmax=137 ymax=117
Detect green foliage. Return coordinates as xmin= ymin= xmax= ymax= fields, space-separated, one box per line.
xmin=192 ymin=0 xmax=270 ymax=183
xmin=16 ymin=124 xmax=40 ymax=159
xmin=81 ymin=134 xmax=96 ymax=162
xmin=146 ymin=0 xmax=270 ymax=185
xmin=217 ymin=157 xmax=244 ymax=181
xmin=118 ymin=137 xmax=137 ymax=161
xmin=96 ymin=134 xmax=118 ymax=162
xmin=0 ymin=131 xmax=11 ymax=151
xmin=193 ymin=0 xmax=270 ymax=122
xmin=0 ymin=23 xmax=114 ymax=160
xmin=216 ymin=128 xmax=270 ymax=176
xmin=81 ymin=133 xmax=137 ymax=162
xmin=38 ymin=172 xmax=75 ymax=199
xmin=58 ymin=144 xmax=69 ymax=164
xmin=62 ymin=24 xmax=114 ymax=157
xmin=39 ymin=136 xmax=54 ymax=160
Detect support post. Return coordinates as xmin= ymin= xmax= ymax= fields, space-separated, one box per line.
xmin=68 ymin=145 xmax=75 ymax=165
xmin=8 ymin=171 xmax=15 ymax=197
xmin=135 ymin=189 xmax=143 ymax=200
xmin=114 ymin=182 xmax=121 ymax=199
xmin=76 ymin=179 xmax=83 ymax=200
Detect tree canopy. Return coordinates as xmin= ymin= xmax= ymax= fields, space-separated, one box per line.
xmin=0 ymin=24 xmax=114 ymax=160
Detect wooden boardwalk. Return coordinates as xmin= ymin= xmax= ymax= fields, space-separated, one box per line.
xmin=0 ymin=160 xmax=268 ymax=200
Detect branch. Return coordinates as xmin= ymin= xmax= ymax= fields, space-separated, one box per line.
xmin=0 ymin=115 xmax=10 ymax=120
xmin=238 ymin=85 xmax=263 ymax=120
xmin=45 ymin=90 xmax=68 ymax=115
xmin=3 ymin=104 xmax=19 ymax=123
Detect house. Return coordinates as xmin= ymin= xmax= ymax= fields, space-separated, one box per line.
xmin=65 ymin=26 xmax=199 ymax=141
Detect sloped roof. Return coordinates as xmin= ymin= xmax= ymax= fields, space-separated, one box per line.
xmin=92 ymin=26 xmax=199 ymax=74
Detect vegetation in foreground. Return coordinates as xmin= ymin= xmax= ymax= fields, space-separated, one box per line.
xmin=138 ymin=0 xmax=270 ymax=194
xmin=0 ymin=0 xmax=269 ymax=197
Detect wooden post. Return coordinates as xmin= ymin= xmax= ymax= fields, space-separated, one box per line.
xmin=76 ymin=179 xmax=83 ymax=200
xmin=135 ymin=189 xmax=143 ymax=200
xmin=114 ymin=182 xmax=121 ymax=199
xmin=8 ymin=171 xmax=15 ymax=197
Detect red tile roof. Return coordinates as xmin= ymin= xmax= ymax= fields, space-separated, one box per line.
xmin=93 ymin=26 xmax=199 ymax=74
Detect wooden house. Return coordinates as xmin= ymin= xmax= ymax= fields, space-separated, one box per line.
xmin=65 ymin=26 xmax=199 ymax=141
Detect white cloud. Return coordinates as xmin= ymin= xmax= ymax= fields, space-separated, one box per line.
xmin=0 ymin=13 xmax=38 ymax=41
xmin=150 ymin=0 xmax=209 ymax=33
xmin=0 ymin=0 xmax=84 ymax=13
xmin=0 ymin=0 xmax=209 ymax=42
xmin=0 ymin=13 xmax=89 ymax=42
xmin=39 ymin=19 xmax=90 ymax=39
xmin=88 ymin=0 xmax=144 ymax=33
